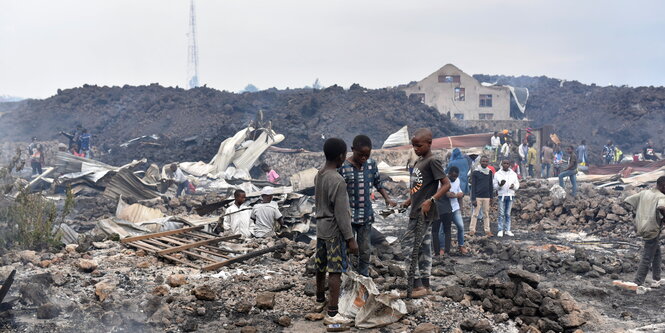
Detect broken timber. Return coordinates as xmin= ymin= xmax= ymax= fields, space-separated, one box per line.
xmin=121 ymin=226 xmax=283 ymax=271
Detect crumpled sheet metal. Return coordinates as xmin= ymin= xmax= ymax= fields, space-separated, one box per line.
xmin=103 ymin=169 xmax=161 ymax=201
xmin=290 ymin=168 xmax=318 ymax=192
xmin=115 ymin=197 xmax=164 ymax=223
xmin=179 ymin=127 xmax=284 ymax=180
xmin=382 ymin=125 xmax=409 ymax=149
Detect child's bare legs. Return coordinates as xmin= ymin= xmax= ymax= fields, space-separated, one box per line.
xmin=327 ymin=273 xmax=341 ymax=311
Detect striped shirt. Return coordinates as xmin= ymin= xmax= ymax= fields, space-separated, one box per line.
xmin=338 ymin=158 xmax=383 ymax=224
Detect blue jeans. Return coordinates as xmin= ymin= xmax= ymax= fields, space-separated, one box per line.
xmin=541 ymin=163 xmax=551 ymax=178
xmin=558 ymin=170 xmax=577 ymax=197
xmin=351 ymin=223 xmax=372 ymax=277
xmin=439 ymin=210 xmax=464 ymax=246
xmin=497 ymin=196 xmax=513 ymax=232
xmin=176 ymin=180 xmax=190 ymax=197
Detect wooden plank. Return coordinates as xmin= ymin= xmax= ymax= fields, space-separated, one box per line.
xmin=161 ymin=236 xmax=230 ymax=259
xmin=157 ymin=237 xmax=226 ymax=255
xmin=202 ymin=243 xmax=285 ymax=271
xmin=121 ymin=226 xmax=203 ymax=243
xmin=132 ymin=240 xmax=164 ymax=253
xmin=130 ymin=242 xmax=200 ymax=269
xmin=181 ymin=250 xmax=221 ymax=263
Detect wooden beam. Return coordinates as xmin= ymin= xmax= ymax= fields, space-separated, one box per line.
xmin=121 ymin=226 xmax=203 ymax=243
xmin=156 ymin=234 xmax=241 ymax=255
xmin=202 ymin=243 xmax=285 ymax=271
xmin=157 ymin=237 xmax=224 ymax=255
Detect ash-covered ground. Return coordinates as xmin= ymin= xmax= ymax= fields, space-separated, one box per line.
xmin=1 ymin=168 xmax=664 ymax=333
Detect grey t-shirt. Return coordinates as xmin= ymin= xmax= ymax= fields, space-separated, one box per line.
xmin=410 ymin=155 xmax=446 ymax=220
xmin=315 ymin=169 xmax=354 ymax=241
xmin=250 ymin=202 xmax=283 ymax=237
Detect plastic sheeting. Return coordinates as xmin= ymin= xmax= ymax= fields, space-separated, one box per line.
xmin=338 ymin=271 xmax=406 ymax=328
xmin=179 ymin=126 xmax=285 ymax=180
xmin=381 ymin=126 xmax=410 ymax=149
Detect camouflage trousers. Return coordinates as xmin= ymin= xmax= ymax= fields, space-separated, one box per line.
xmin=402 ymin=218 xmax=433 ymax=280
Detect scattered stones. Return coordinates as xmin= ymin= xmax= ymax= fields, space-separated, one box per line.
xmin=235 ymin=300 xmax=253 ymax=314
xmin=274 ymin=316 xmax=291 ymax=327
xmin=76 ymin=259 xmax=98 ymax=272
xmin=95 ymin=280 xmax=115 ymax=302
xmin=19 ymin=250 xmax=40 ymax=265
xmin=166 ymin=274 xmax=187 ymax=287
xmin=559 ymin=312 xmax=587 ymax=328
xmin=255 ymin=292 xmax=276 ymax=310
xmin=240 ymin=327 xmax=257 ymax=333
xmin=192 ymin=285 xmax=216 ymax=301
xmin=413 ymin=322 xmax=440 ymax=333
xmin=36 ymin=303 xmax=61 ymax=319
xmin=507 ymin=269 xmax=541 ymax=288
xmin=570 ymin=261 xmax=591 ymax=274
xmin=305 ymin=313 xmax=325 ymax=321
xmin=152 ymin=285 xmax=170 ymax=296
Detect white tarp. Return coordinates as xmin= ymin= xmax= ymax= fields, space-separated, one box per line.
xmin=381 ymin=126 xmax=410 ymax=149
xmin=179 ymin=126 xmax=285 ymax=180
xmin=338 ymin=271 xmax=406 ymax=328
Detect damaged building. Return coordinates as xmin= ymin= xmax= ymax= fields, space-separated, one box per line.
xmin=402 ymin=64 xmax=529 ymax=131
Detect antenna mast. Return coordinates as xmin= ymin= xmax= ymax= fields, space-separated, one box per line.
xmin=187 ymin=0 xmax=200 ymax=88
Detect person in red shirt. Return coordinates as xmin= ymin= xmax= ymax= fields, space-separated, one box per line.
xmin=70 ymin=144 xmax=84 ymax=157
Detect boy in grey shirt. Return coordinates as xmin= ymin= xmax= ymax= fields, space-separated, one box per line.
xmin=314 ymin=138 xmax=358 ymax=326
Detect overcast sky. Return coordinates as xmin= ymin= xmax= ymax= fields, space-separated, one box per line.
xmin=2 ymin=0 xmax=664 ymax=98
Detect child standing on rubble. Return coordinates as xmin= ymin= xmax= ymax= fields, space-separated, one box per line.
xmin=338 ymin=135 xmax=396 ymax=277
xmin=400 ymin=128 xmax=450 ymax=298
xmin=624 ymin=176 xmax=665 ymax=288
xmin=314 ymin=138 xmax=358 ymax=325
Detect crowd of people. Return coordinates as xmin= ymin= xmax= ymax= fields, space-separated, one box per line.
xmin=311 ymin=129 xmax=664 ymax=324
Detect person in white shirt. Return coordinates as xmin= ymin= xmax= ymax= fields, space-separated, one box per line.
xmin=518 ymin=139 xmax=528 ymax=178
xmin=493 ymin=159 xmax=520 ymax=237
xmin=223 ymin=189 xmax=252 ymax=238
xmin=251 ymin=187 xmax=283 ymax=238
xmin=169 ymin=163 xmax=190 ymax=198
xmin=501 ymin=141 xmax=512 ymax=160
xmin=490 ymin=132 xmax=501 ymax=162
xmin=441 ymin=166 xmax=468 ymax=254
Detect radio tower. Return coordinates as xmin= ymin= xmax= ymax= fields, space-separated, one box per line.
xmin=187 ymin=0 xmax=200 ymax=89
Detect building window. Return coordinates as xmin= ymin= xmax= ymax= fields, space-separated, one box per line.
xmin=454 ymin=88 xmax=465 ymax=101
xmin=479 ymin=94 xmax=492 ymax=107
xmin=438 ymin=75 xmax=460 ymax=83
xmin=454 ymin=113 xmax=464 ymax=120
xmin=479 ymin=113 xmax=494 ymax=120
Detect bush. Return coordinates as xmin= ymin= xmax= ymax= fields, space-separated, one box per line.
xmin=0 ymin=187 xmax=74 ymax=251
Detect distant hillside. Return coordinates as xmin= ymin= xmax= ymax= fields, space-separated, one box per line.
xmin=0 ymin=84 xmax=464 ymax=165
xmin=474 ymin=74 xmax=665 ymax=156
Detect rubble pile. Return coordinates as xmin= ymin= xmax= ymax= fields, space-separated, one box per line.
xmin=473 ymin=238 xmax=639 ymax=278
xmin=0 ymin=84 xmax=464 ymax=165
xmin=440 ymin=268 xmax=591 ymax=333
xmin=512 ymin=180 xmax=637 ymax=238
xmin=474 ymin=74 xmax=665 ymax=159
